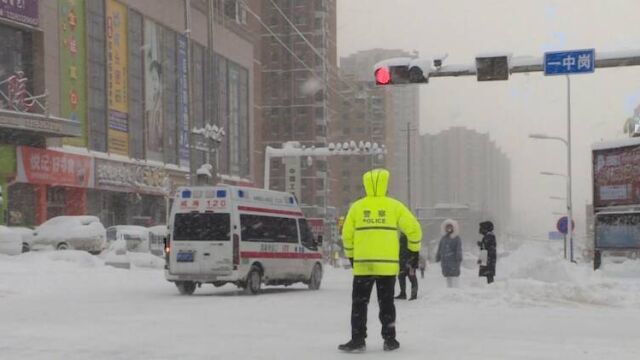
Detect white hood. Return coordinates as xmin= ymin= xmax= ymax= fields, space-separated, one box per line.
xmin=440 ymin=218 xmax=460 ymax=238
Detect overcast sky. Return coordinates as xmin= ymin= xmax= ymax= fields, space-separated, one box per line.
xmin=337 ymin=0 xmax=640 ymax=241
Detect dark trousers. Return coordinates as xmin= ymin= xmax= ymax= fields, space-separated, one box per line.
xmin=351 ymin=275 xmax=396 ymax=341
xmin=398 ymin=268 xmax=418 ymax=297
xmin=487 ymin=275 xmax=494 ymax=284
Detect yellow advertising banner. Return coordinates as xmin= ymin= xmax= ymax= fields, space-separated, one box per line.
xmin=106 ymin=0 xmax=129 ymax=156
xmin=108 ymin=129 xmax=129 ymax=156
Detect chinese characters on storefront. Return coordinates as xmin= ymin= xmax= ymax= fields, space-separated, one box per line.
xmin=59 ymin=0 xmax=87 ymax=147
xmin=106 ymin=0 xmax=129 ymax=156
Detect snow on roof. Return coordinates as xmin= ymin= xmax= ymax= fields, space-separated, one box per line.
xmin=591 ymin=137 xmax=640 ymax=150
xmin=55 ymin=146 xmax=189 ymax=173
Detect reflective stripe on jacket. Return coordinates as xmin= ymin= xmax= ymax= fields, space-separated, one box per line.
xmin=342 ymin=169 xmax=422 ymax=276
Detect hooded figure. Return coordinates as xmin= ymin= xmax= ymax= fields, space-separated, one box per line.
xmin=477 ymin=221 xmax=497 ymax=284
xmin=435 ymin=219 xmax=463 ymax=287
xmin=339 ymin=168 xmax=422 ymax=353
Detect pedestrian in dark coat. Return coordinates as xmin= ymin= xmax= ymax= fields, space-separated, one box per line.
xmin=395 ymin=234 xmax=419 ymax=300
xmin=435 ymin=219 xmax=463 ymax=288
xmin=477 ymin=221 xmax=497 ymax=284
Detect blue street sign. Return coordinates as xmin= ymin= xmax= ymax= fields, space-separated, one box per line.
xmin=556 ymin=216 xmax=575 ymax=235
xmin=544 ymin=49 xmax=595 ymax=76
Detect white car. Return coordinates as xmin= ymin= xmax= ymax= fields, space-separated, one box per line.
xmin=147 ymin=225 xmax=168 ymax=256
xmin=32 ymin=216 xmax=106 ymax=254
xmin=106 ymin=225 xmax=150 ymax=253
xmin=9 ymin=227 xmax=35 ymax=253
xmin=0 ymin=226 xmax=22 ymax=255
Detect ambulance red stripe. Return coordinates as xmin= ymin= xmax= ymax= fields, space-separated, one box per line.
xmin=237 ymin=206 xmax=304 ymax=217
xmin=240 ymin=251 xmax=322 ymax=259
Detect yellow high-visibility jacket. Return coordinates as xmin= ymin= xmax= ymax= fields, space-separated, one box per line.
xmin=342 ymin=169 xmax=422 ymax=276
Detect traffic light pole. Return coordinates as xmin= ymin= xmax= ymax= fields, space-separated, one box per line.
xmin=421 ymin=50 xmax=640 ymax=79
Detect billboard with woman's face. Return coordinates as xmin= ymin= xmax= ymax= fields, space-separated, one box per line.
xmin=144 ymin=19 xmax=163 ymax=162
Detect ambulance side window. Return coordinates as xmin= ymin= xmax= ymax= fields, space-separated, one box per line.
xmin=240 ymin=214 xmax=298 ymax=243
xmin=298 ymin=219 xmax=317 ymax=250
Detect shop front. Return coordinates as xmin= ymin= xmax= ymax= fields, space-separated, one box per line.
xmin=89 ymin=158 xmax=187 ymax=227
xmin=6 ymin=146 xmax=93 ymax=226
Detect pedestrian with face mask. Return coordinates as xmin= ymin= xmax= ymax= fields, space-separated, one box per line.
xmin=435 ymin=219 xmax=463 ymax=288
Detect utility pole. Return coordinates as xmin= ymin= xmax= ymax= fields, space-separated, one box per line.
xmin=401 ymin=122 xmax=418 ymax=210
xmin=185 ymin=0 xmax=195 ymax=185
xmin=566 ymin=75 xmax=574 ymax=263
xmin=407 ymin=121 xmax=411 ymax=209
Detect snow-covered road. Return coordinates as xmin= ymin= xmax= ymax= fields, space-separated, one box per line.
xmin=1 ymin=243 xmax=640 ymax=360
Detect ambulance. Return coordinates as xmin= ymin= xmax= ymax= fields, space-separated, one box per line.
xmin=164 ymin=186 xmax=323 ymax=295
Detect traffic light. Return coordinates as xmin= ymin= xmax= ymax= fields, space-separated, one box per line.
xmin=374 ymin=58 xmax=430 ymax=85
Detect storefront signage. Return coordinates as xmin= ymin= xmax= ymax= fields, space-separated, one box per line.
xmin=95 ymin=159 xmax=186 ymax=195
xmin=59 ymin=0 xmax=87 ymax=147
xmin=16 ymin=146 xmax=93 ymax=188
xmin=0 ymin=110 xmax=82 ymax=137
xmin=106 ymin=0 xmax=129 ymax=156
xmin=177 ymin=34 xmax=190 ymax=167
xmin=0 ymin=71 xmax=36 ymax=112
xmin=0 ymin=0 xmax=39 ymax=27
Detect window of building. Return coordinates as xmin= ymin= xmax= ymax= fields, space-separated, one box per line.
xmin=240 ymin=215 xmax=299 ymax=243
xmin=295 ymin=15 xmax=307 ymax=26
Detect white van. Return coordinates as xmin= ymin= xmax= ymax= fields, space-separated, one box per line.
xmin=164 ymin=186 xmax=323 ymax=295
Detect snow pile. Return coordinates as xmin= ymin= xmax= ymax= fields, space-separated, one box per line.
xmin=425 ymin=241 xmax=640 ymax=308
xmin=128 ymin=252 xmax=165 ymax=269
xmin=0 ymin=226 xmax=22 ymax=255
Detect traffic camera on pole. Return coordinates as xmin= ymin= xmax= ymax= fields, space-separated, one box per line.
xmin=374 ymin=57 xmax=432 ymax=85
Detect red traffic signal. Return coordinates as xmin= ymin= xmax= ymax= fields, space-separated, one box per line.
xmin=375 ymin=67 xmax=391 ymax=85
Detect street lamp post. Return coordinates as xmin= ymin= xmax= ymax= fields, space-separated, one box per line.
xmin=537 ymin=163 xmax=574 ymax=262
xmin=192 ymin=124 xmax=226 ymax=184
xmin=264 ymin=141 xmax=386 ymax=191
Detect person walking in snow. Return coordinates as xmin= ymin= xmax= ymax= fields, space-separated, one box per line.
xmin=395 ymin=233 xmax=419 ymax=300
xmin=418 ymin=254 xmax=427 ymax=279
xmin=435 ymin=219 xmax=463 ymax=288
xmin=477 ymin=221 xmax=497 ymax=284
xmin=339 ymin=168 xmax=422 ymax=353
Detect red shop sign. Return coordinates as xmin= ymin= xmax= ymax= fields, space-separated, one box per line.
xmin=16 ymin=146 xmax=93 ymax=188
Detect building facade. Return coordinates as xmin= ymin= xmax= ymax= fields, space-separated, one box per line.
xmin=253 ymin=0 xmax=337 ymax=216
xmin=0 ymin=0 xmax=255 ymax=227
xmin=417 ymin=127 xmax=511 ymax=246
xmin=328 ymin=72 xmax=394 ymax=217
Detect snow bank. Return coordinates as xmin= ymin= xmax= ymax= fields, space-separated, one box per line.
xmin=128 ymin=252 xmax=165 ymax=269
xmin=425 ymin=241 xmax=640 ymax=308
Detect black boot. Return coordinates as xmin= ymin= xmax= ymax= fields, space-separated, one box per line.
xmin=408 ymin=295 xmax=417 ymax=301
xmin=383 ymin=338 xmax=400 ymax=351
xmin=338 ymin=339 xmax=366 ymax=352
xmin=394 ymin=293 xmax=406 ymax=300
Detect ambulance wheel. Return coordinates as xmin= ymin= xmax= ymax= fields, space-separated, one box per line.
xmin=176 ymin=281 xmax=196 ymax=295
xmin=245 ymin=266 xmax=262 ymax=295
xmin=308 ymin=263 xmax=322 ymax=290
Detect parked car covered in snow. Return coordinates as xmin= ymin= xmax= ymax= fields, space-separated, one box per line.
xmin=0 ymin=226 xmax=22 ymax=255
xmin=106 ymin=225 xmax=150 ymax=253
xmin=10 ymin=227 xmax=35 ymax=253
xmin=32 ymin=216 xmax=106 ymax=253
